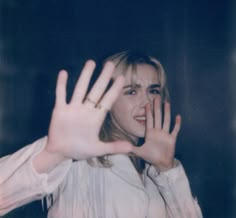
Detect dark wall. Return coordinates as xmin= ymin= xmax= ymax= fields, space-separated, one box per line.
xmin=0 ymin=0 xmax=235 ymax=217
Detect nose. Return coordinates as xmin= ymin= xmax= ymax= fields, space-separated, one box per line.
xmin=139 ymin=91 xmax=152 ymax=108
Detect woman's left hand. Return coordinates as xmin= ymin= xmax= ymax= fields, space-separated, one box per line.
xmin=132 ymin=98 xmax=181 ymax=172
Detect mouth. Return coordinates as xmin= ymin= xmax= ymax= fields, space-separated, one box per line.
xmin=134 ymin=116 xmax=146 ymax=126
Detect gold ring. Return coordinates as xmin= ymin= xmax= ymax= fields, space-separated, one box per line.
xmin=85 ymin=97 xmax=97 ymax=106
xmin=96 ymin=103 xmax=108 ymax=113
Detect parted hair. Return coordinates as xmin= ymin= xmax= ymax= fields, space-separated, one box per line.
xmin=89 ymin=51 xmax=170 ymax=173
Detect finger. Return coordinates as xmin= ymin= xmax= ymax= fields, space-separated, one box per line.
xmin=99 ymin=141 xmax=134 ymax=155
xmin=55 ymin=70 xmax=68 ymax=107
xmin=98 ymin=75 xmax=125 ymax=111
xmin=70 ymin=60 xmax=96 ymax=104
xmin=171 ymin=115 xmax=182 ymax=138
xmin=145 ymin=103 xmax=153 ymax=130
xmin=154 ymin=97 xmax=162 ymax=129
xmin=85 ymin=61 xmax=115 ymax=106
xmin=163 ymin=102 xmax=171 ymax=132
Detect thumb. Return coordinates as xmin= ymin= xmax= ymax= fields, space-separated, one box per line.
xmin=100 ymin=140 xmax=134 ymax=155
xmin=131 ymin=146 xmax=145 ymax=158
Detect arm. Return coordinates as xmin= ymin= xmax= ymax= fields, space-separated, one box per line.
xmin=147 ymin=161 xmax=202 ymax=218
xmin=0 ymin=137 xmax=71 ymax=216
xmin=0 ymin=61 xmax=133 ymax=215
xmin=132 ymin=100 xmax=202 ymax=217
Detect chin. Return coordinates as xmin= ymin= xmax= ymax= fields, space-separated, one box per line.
xmin=136 ymin=132 xmax=145 ymax=138
xmin=129 ymin=129 xmax=146 ymax=139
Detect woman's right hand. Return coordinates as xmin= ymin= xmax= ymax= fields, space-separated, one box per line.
xmin=45 ymin=60 xmax=133 ymax=161
xmin=33 ymin=61 xmax=133 ymax=173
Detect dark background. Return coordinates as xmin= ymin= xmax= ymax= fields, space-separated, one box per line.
xmin=0 ymin=0 xmax=235 ymax=217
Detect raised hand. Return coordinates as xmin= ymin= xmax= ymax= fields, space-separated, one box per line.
xmin=132 ymin=98 xmax=181 ymax=172
xmin=45 ymin=60 xmax=133 ymax=161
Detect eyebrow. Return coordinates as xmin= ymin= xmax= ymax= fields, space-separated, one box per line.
xmin=123 ymin=84 xmax=161 ymax=89
xmin=123 ymin=84 xmax=141 ymax=89
xmin=149 ymin=84 xmax=161 ymax=89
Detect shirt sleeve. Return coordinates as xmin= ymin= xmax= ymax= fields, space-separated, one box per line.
xmin=147 ymin=160 xmax=203 ymax=218
xmin=0 ymin=137 xmax=72 ymax=216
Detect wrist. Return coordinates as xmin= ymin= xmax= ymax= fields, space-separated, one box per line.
xmin=33 ymin=145 xmax=69 ymax=174
xmin=153 ymin=159 xmax=177 ymax=172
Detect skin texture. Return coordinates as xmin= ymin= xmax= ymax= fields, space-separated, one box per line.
xmin=33 ymin=61 xmax=133 ymax=173
xmin=33 ymin=61 xmax=181 ymax=173
xmin=111 ymin=64 xmax=182 ymax=171
xmin=111 ymin=64 xmax=161 ymax=140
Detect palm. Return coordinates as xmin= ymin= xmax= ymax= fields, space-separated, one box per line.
xmin=133 ymin=100 xmax=181 ymax=171
xmin=46 ymin=61 xmax=132 ymax=160
xmin=143 ymin=128 xmax=177 ymax=168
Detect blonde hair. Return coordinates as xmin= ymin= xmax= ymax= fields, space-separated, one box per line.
xmin=89 ymin=51 xmax=170 ymax=172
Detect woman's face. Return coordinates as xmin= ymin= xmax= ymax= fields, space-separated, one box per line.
xmin=110 ymin=64 xmax=162 ymax=141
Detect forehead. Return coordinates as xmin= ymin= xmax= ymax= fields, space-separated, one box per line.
xmin=125 ymin=64 xmax=159 ymax=85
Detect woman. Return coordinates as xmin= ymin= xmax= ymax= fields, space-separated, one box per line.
xmin=0 ymin=51 xmax=202 ymax=217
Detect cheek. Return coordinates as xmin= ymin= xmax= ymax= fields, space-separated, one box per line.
xmin=111 ymin=97 xmax=135 ymax=120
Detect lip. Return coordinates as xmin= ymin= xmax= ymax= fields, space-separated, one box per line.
xmin=134 ymin=115 xmax=146 ymax=126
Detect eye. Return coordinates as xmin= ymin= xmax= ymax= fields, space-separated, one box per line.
xmin=124 ymin=89 xmax=137 ymax=95
xmin=149 ymin=89 xmax=160 ymax=95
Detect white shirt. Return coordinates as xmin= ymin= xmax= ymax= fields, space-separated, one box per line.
xmin=0 ymin=137 xmax=202 ymax=218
